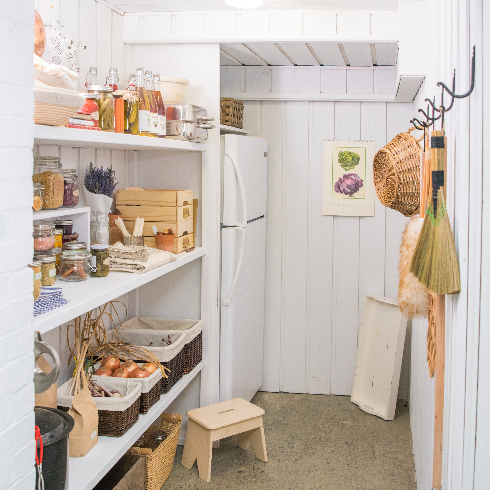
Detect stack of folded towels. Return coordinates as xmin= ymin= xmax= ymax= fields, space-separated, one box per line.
xmin=108 ymin=243 xmax=174 ymax=273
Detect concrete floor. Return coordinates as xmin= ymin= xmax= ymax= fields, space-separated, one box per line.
xmin=163 ymin=392 xmax=417 ymax=490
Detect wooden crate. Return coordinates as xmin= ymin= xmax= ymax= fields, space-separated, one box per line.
xmin=116 ymin=189 xmax=193 ymax=207
xmin=118 ymin=204 xmax=193 ymax=222
xmin=124 ymin=219 xmax=193 ymax=238
xmin=145 ymin=233 xmax=194 ymax=254
xmin=220 ymin=98 xmax=244 ymax=129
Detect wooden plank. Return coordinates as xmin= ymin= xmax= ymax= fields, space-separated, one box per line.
xmin=261 ymin=101 xmax=284 ymax=393
xmin=124 ymin=219 xmax=193 ymax=238
xmin=307 ymin=101 xmax=335 ymax=395
xmin=245 ymin=43 xmax=292 ymax=66
xmin=347 ymin=69 xmax=374 ymax=94
xmin=221 ymin=43 xmax=265 ymax=66
xmin=281 ymin=101 xmax=309 ymax=393
xmin=293 ymin=68 xmax=321 ymax=94
xmin=271 ymin=68 xmax=294 ymax=93
xmin=309 ymin=43 xmax=346 ymax=66
xmin=236 ymin=13 xmax=269 ymax=38
xmin=116 ymin=189 xmax=193 ymax=207
xmin=321 ymin=68 xmax=347 ymax=94
xmin=270 ymin=14 xmax=303 ymax=37
xmin=246 ymin=67 xmax=271 ymax=93
xmin=331 ymin=101 xmax=361 ymax=396
xmin=342 ymin=42 xmax=374 ymax=67
xmin=303 ymin=14 xmax=336 ymax=37
xmin=337 ymin=13 xmax=370 ymax=38
xmin=118 ymin=204 xmax=193 ymax=221
xmin=375 ymin=42 xmax=398 ymax=66
xmin=172 ymin=14 xmax=204 ymax=38
xmin=208 ymin=14 xmax=236 ymax=37
xmin=220 ymin=51 xmax=241 ymax=66
xmin=277 ymin=43 xmax=319 ymax=66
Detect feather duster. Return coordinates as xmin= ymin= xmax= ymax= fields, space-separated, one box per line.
xmin=398 ymin=216 xmax=429 ymax=318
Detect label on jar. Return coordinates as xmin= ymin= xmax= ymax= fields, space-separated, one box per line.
xmin=158 ymin=115 xmax=166 ymax=136
xmin=73 ymin=189 xmax=80 ymax=197
xmin=49 ymin=269 xmax=56 ymax=277
xmin=139 ymin=110 xmax=150 ymax=132
xmin=150 ymin=112 xmax=158 ymax=134
xmin=34 ymin=272 xmax=42 ymax=281
xmin=90 ymin=256 xmax=97 ymax=272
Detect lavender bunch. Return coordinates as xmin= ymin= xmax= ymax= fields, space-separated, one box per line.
xmin=84 ymin=162 xmax=118 ymax=197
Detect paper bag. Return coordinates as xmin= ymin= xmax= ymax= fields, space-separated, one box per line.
xmin=68 ymin=386 xmax=98 ymax=457
xmin=35 ymin=355 xmax=57 ymax=408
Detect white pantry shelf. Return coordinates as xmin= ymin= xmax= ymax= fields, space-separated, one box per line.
xmin=220 ymin=124 xmax=248 ymax=135
xmin=69 ymin=360 xmax=206 ymax=490
xmin=33 ymin=247 xmax=206 ymax=334
xmin=34 ymin=125 xmax=206 ymax=152
xmin=33 ymin=206 xmax=90 ymax=221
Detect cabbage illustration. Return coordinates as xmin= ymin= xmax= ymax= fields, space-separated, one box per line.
xmin=338 ymin=150 xmax=360 ymax=171
xmin=334 ymin=173 xmax=364 ymax=197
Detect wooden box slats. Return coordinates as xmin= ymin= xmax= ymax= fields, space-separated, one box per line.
xmin=144 ymin=233 xmax=194 ymax=254
xmin=116 ymin=189 xmax=193 ymax=207
xmin=123 ymin=219 xmax=193 ymax=238
xmin=117 ymin=204 xmax=193 ymax=222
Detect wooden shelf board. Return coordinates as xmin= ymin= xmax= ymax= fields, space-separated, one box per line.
xmin=33 ymin=206 xmax=91 ymax=221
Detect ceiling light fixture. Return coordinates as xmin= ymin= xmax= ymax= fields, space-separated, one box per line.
xmin=225 ymin=0 xmax=263 ymax=9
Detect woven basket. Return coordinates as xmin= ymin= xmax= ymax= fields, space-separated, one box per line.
xmin=161 ymin=350 xmax=184 ymax=394
xmin=221 ymin=98 xmax=244 ymax=129
xmin=130 ymin=413 xmax=182 ymax=490
xmin=183 ymin=331 xmax=202 ymax=374
xmin=373 ymin=129 xmax=421 ymax=217
xmin=34 ymin=101 xmax=80 ymax=126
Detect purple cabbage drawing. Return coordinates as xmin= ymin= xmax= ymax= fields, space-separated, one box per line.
xmin=334 ymin=173 xmax=363 ymax=197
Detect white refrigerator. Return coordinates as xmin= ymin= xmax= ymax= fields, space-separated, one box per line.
xmin=220 ymin=134 xmax=268 ymax=402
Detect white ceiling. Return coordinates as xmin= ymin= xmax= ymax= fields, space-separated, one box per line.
xmin=111 ymin=0 xmax=397 ymax=13
xmin=221 ymin=42 xmax=398 ymax=66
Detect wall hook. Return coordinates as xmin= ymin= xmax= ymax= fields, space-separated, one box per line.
xmin=437 ymin=46 xmax=476 ymax=99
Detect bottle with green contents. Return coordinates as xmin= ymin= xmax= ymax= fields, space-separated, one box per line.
xmin=125 ymin=74 xmax=139 ymax=135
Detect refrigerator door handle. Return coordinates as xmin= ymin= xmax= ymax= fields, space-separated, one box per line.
xmin=222 ymin=149 xmax=248 ymax=306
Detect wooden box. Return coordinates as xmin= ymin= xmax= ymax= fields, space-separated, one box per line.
xmin=145 ymin=233 xmax=194 ymax=253
xmin=220 ymin=98 xmax=244 ymax=129
xmin=117 ymin=204 xmax=193 ymax=222
xmin=123 ymin=218 xmax=193 ymax=238
xmin=116 ymin=189 xmax=193 ymax=207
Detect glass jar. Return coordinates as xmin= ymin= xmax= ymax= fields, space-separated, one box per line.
xmin=33 ymin=224 xmax=55 ymax=252
xmin=54 ymin=228 xmax=63 ymax=274
xmin=29 ymin=262 xmax=42 ymax=301
xmin=63 ymin=242 xmax=87 ymax=251
xmin=33 ymin=157 xmax=64 ymax=209
xmin=33 ymin=183 xmax=44 ymax=211
xmin=91 ymin=212 xmax=109 ymax=245
xmin=113 ymin=93 xmax=124 ymax=133
xmin=62 ymin=233 xmax=79 ymax=244
xmin=90 ymin=244 xmax=109 ymax=277
xmin=87 ymin=85 xmax=115 ymax=132
xmin=37 ymin=255 xmax=56 ymax=286
xmin=62 ymin=169 xmax=80 ymax=208
xmin=59 ymin=250 xmax=91 ymax=282
xmin=56 ymin=220 xmax=73 ymax=235
xmin=78 ymin=93 xmax=99 ymax=127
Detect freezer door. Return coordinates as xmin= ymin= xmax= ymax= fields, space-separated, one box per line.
xmin=220 ymin=217 xmax=266 ymax=402
xmin=222 ymin=134 xmax=268 ymax=225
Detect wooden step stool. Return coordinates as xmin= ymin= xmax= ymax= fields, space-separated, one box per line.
xmin=181 ymin=398 xmax=268 ymax=482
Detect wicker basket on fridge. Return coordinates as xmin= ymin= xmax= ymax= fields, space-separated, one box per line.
xmin=373 ymin=129 xmax=421 ymax=217
xmin=220 ymin=98 xmax=244 ymax=129
xmin=130 ymin=413 xmax=182 ymax=490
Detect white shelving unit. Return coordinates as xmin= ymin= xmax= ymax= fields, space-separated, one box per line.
xmin=33 ymin=205 xmax=91 ymax=221
xmin=69 ymin=361 xmax=205 ymax=490
xmin=220 ymin=124 xmax=248 ymax=135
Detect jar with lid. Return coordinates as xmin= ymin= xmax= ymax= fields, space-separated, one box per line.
xmin=106 ymin=67 xmax=119 ymax=91
xmin=62 ymin=233 xmax=79 ymax=244
xmin=78 ymin=93 xmax=99 ymax=127
xmin=59 ymin=250 xmax=91 ymax=282
xmin=33 ymin=183 xmax=44 ymax=211
xmin=56 ymin=220 xmax=73 ymax=236
xmin=29 ymin=262 xmax=42 ymax=301
xmin=36 ymin=255 xmax=57 ymax=286
xmin=62 ymin=169 xmax=80 ymax=208
xmin=33 ymin=157 xmax=64 ymax=209
xmin=87 ymin=85 xmax=114 ymax=132
xmin=90 ymin=244 xmax=110 ymax=277
xmin=33 ymin=224 xmax=55 ymax=252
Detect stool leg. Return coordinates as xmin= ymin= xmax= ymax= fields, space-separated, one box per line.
xmin=181 ymin=420 xmax=213 ymax=483
xmin=237 ymin=426 xmax=268 ymax=463
xmin=181 ymin=419 xmax=199 ymax=470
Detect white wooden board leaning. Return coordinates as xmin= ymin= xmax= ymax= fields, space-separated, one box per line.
xmin=351 ymin=294 xmax=407 ymax=421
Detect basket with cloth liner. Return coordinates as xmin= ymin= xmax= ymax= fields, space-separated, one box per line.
xmin=112 ymin=320 xmax=190 ymax=394
xmin=373 ymin=128 xmax=422 ymax=217
xmin=58 ymin=377 xmax=142 ymax=437
xmin=130 ymin=413 xmax=182 ymax=490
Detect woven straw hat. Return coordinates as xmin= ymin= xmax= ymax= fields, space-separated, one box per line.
xmin=373 ymin=129 xmax=421 ymax=217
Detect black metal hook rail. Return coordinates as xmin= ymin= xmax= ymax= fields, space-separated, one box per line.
xmin=410 ymin=45 xmax=475 ymax=134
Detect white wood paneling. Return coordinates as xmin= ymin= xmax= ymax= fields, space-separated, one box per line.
xmin=236 ymin=13 xmax=269 ymax=38
xmin=374 ymin=68 xmax=396 ymax=94
xmin=342 ymin=42 xmax=374 ymax=67
xmin=337 ymin=13 xmax=370 ymax=38
xmin=269 ymin=13 xmax=303 ymax=37
xmin=321 ymin=68 xmax=347 ymax=94
xmin=246 ymin=67 xmax=271 ymax=93
xmin=277 ymin=43 xmax=319 ymax=66
xmin=97 ymin=1 xmax=113 ymax=81
xmin=220 ymin=51 xmax=241 ymax=66
xmin=172 ymin=13 xmax=203 ymax=38
xmin=272 ymin=69 xmax=294 ymax=93
xmin=303 ymin=13 xmax=337 ymax=37
xmin=140 ymin=14 xmax=172 ymax=39
xmin=220 ymin=67 xmax=246 ymax=92
xmin=294 ymin=68 xmax=321 ymax=93
xmin=371 ymin=12 xmax=398 ymax=40
xmin=347 ymin=69 xmax=374 ymax=94
xmin=208 ymin=13 xmax=236 ymax=37
xmin=310 ymin=43 xmax=346 ymax=66
xmin=245 ymin=43 xmax=292 ymax=66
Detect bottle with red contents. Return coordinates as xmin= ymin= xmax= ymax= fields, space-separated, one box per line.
xmin=153 ymin=74 xmax=166 ymax=138
xmin=106 ymin=67 xmax=119 ymax=91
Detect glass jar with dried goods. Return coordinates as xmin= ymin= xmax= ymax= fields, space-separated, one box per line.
xmin=33 ymin=157 xmax=64 ymax=209
xmin=54 ymin=228 xmax=63 ymax=273
xmin=90 ymin=244 xmax=109 ymax=277
xmin=33 ymin=224 xmax=55 ymax=252
xmin=59 ymin=250 xmax=91 ymax=282
xmin=37 ymin=255 xmax=57 ymax=286
xmin=33 ymin=183 xmax=44 ymax=211
xmin=125 ymin=75 xmax=139 ymax=135
xmin=62 ymin=169 xmax=80 ymax=208
xmin=29 ymin=262 xmax=42 ymax=301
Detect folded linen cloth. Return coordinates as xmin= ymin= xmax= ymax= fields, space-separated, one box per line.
xmin=34 ymin=287 xmax=70 ymax=317
xmin=108 ymin=242 xmax=173 ymax=273
xmin=34 ymin=54 xmax=79 ymax=91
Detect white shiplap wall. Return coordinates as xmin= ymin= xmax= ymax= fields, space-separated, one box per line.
xmin=225 ymin=69 xmax=413 ymax=398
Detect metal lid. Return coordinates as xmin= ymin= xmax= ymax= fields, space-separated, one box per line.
xmin=80 ymin=92 xmax=98 ymax=99
xmin=54 ymin=228 xmax=63 ymax=234
xmin=63 ymin=242 xmax=87 ymax=250
xmin=56 ymin=220 xmax=73 ymax=225
xmin=36 ymin=255 xmax=56 ymax=263
xmin=61 ymin=250 xmax=91 ymax=259
xmin=33 ymin=182 xmax=44 ymax=190
xmin=34 ymin=407 xmax=74 ymax=446
xmin=62 ymin=169 xmax=77 ymax=176
xmin=29 ymin=262 xmax=42 ymax=268
xmin=33 ymin=224 xmax=54 ymax=232
xmin=86 ymin=85 xmax=113 ymax=92
xmin=91 ymin=244 xmax=109 ymax=250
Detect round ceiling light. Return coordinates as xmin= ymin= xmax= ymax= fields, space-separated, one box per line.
xmin=225 ymin=0 xmax=263 ymax=8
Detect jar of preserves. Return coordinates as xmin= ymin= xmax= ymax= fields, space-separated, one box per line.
xmin=87 ymin=85 xmax=114 ymax=132
xmin=78 ymin=93 xmax=99 ymax=127
xmin=113 ymin=93 xmax=124 ymax=133
xmin=33 ymin=183 xmax=44 ymax=211
xmin=90 ymin=244 xmax=109 ymax=277
xmin=59 ymin=250 xmax=91 ymax=282
xmin=33 ymin=224 xmax=55 ymax=252
xmin=29 ymin=262 xmax=42 ymax=301
xmin=62 ymin=169 xmax=80 ymax=207
xmin=33 ymin=157 xmax=64 ymax=209
xmin=56 ymin=220 xmax=73 ymax=235
xmin=37 ymin=255 xmax=56 ymax=286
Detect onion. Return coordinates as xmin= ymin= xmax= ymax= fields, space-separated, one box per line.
xmin=112 ymin=367 xmax=130 ymax=378
xmin=94 ymin=367 xmax=112 ymax=377
xmin=130 ymin=367 xmax=151 ymax=378
xmin=121 ymin=360 xmax=138 ymax=374
xmin=101 ymin=355 xmax=120 ymax=372
xmin=140 ymin=362 xmax=157 ymax=374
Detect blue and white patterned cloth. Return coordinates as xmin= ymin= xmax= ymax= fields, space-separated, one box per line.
xmin=34 ymin=287 xmax=70 ymax=317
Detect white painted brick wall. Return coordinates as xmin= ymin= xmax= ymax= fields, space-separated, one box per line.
xmin=0 ymin=2 xmax=35 ymax=489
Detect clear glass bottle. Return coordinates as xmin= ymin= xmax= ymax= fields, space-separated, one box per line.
xmin=153 ymin=74 xmax=166 ymax=138
xmin=59 ymin=250 xmax=91 ymax=282
xmin=33 ymin=183 xmax=44 ymax=211
xmin=145 ymin=71 xmax=158 ymax=137
xmin=33 ymin=157 xmax=64 ymax=209
xmin=124 ymin=75 xmax=139 ymax=135
xmin=106 ymin=67 xmax=119 ymax=91
xmin=62 ymin=169 xmax=80 ymax=208
xmin=91 ymin=213 xmax=109 ymax=245
xmin=136 ymin=68 xmax=151 ymax=136
xmin=85 ymin=67 xmax=97 ymax=88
